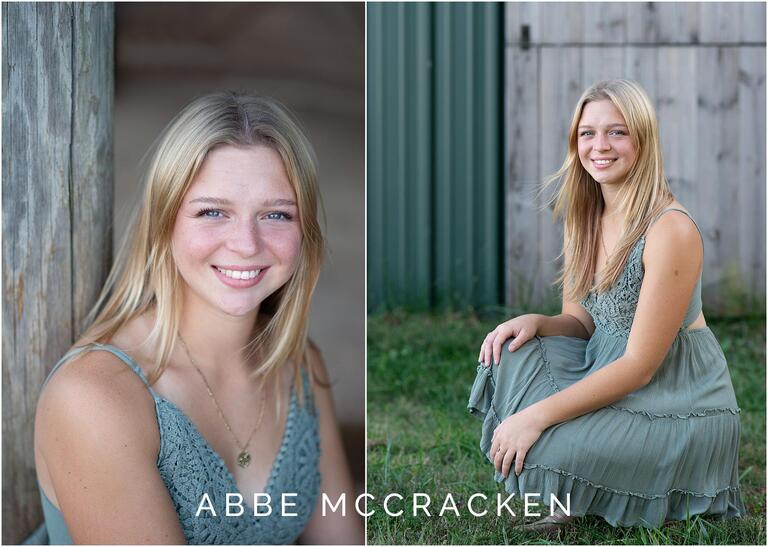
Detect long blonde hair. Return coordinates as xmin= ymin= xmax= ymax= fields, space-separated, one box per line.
xmin=545 ymin=79 xmax=673 ymax=300
xmin=76 ymin=92 xmax=324 ymax=392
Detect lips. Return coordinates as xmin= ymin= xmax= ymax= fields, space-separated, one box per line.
xmin=214 ymin=266 xmax=261 ymax=280
xmin=591 ymin=158 xmax=616 ymax=169
xmin=211 ymin=265 xmax=268 ymax=289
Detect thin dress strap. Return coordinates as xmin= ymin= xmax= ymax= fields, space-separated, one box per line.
xmin=42 ymin=343 xmax=156 ymax=395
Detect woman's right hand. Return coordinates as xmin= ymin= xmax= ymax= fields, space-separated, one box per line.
xmin=478 ymin=314 xmax=542 ymax=368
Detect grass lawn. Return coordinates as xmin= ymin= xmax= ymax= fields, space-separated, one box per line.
xmin=367 ymin=310 xmax=766 ymax=545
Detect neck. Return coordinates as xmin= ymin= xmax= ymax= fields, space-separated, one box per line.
xmin=177 ymin=289 xmax=260 ymax=375
xmin=599 ymin=183 xmax=623 ymax=218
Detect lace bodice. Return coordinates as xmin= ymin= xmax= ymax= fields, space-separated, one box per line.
xmin=581 ymin=209 xmax=704 ymax=337
xmin=580 ymin=237 xmax=647 ymax=337
xmin=154 ymin=373 xmax=321 ymax=544
xmin=40 ymin=343 xmax=321 ymax=545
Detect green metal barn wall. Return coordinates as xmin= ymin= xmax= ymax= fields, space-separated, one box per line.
xmin=367 ymin=2 xmax=503 ymax=311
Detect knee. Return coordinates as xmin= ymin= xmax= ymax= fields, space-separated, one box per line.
xmin=498 ymin=336 xmax=540 ymax=366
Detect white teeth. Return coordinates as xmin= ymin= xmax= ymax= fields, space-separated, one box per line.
xmin=594 ymin=159 xmax=614 ymax=165
xmin=215 ymin=267 xmax=260 ymax=280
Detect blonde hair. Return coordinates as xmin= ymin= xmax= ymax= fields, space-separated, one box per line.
xmin=77 ymin=92 xmax=324 ymax=394
xmin=545 ymin=79 xmax=673 ymax=300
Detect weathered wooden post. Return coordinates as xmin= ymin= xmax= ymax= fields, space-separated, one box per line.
xmin=2 ymin=3 xmax=113 ymax=542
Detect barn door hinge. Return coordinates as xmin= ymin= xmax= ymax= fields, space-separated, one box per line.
xmin=521 ymin=24 xmax=530 ymax=50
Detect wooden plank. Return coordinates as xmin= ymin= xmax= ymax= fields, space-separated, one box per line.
xmin=700 ymin=2 xmax=742 ymax=44
xmin=539 ymin=2 xmax=584 ymax=44
xmin=582 ymin=2 xmax=626 ymax=44
xmin=713 ymin=46 xmax=741 ymax=313
xmin=695 ymin=46 xmax=722 ymax=308
xmin=741 ymin=2 xmax=766 ymax=43
xmin=2 ymin=4 xmax=74 ymax=544
xmin=505 ymin=45 xmax=540 ymax=309
xmin=538 ymin=46 xmax=582 ymax=305
xmin=2 ymin=4 xmax=113 ymax=542
xmin=581 ymin=46 xmax=623 ymax=88
xmin=515 ymin=2 xmax=761 ymax=46
xmin=655 ymin=47 xmax=697 ymax=218
xmin=71 ymin=3 xmax=114 ymax=333
xmin=626 ymin=2 xmax=700 ymax=44
xmin=738 ymin=47 xmax=766 ymax=302
xmin=696 ymin=47 xmax=741 ymax=310
xmin=625 ymin=2 xmax=660 ymax=44
xmin=623 ymin=46 xmax=657 ymax=99
xmin=505 ymin=1 xmax=540 ymax=45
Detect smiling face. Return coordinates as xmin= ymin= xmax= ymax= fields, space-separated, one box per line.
xmin=170 ymin=145 xmax=302 ymax=319
xmin=577 ymin=99 xmax=638 ymax=186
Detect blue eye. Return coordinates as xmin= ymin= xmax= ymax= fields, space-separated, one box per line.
xmin=265 ymin=211 xmax=293 ymax=221
xmin=609 ymin=129 xmax=626 ymax=136
xmin=197 ymin=208 xmax=223 ymax=219
xmin=579 ymin=130 xmax=593 ymax=137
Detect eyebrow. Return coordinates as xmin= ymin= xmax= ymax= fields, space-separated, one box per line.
xmin=577 ymin=123 xmax=628 ymax=129
xmin=188 ymin=196 xmax=297 ymax=207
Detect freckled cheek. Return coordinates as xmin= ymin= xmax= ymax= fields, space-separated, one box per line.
xmin=577 ymin=145 xmax=591 ymax=167
xmin=171 ymin=224 xmax=223 ymax=270
xmin=268 ymin=229 xmax=302 ymax=267
xmin=622 ymin=145 xmax=638 ymax=164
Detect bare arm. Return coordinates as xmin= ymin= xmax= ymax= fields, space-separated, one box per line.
xmin=541 ymin=242 xmax=597 ymax=339
xmin=35 ymin=352 xmax=186 ymax=544
xmin=299 ymin=347 xmax=364 ymax=545
xmin=491 ymin=212 xmax=702 ymax=476
xmin=535 ymin=309 xmax=593 ymax=339
xmin=479 ymin=249 xmax=593 ymax=367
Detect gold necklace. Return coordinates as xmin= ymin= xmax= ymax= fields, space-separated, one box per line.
xmin=178 ymin=335 xmax=265 ymax=468
xmin=601 ymin=213 xmax=618 ymax=265
xmin=600 ymin=231 xmax=610 ymax=265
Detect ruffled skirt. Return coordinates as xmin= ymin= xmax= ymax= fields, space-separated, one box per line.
xmin=467 ymin=329 xmax=745 ymax=527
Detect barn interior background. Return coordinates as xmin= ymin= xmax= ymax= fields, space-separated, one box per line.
xmin=2 ymin=3 xmax=364 ymax=543
xmin=368 ymin=1 xmax=766 ymax=314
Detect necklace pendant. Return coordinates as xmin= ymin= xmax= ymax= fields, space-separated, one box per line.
xmin=238 ymin=451 xmax=252 ymax=468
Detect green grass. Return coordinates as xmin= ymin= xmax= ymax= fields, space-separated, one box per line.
xmin=367 ymin=310 xmax=766 ymax=545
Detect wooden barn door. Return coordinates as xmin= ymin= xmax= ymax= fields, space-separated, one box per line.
xmin=504 ymin=2 xmax=765 ymax=314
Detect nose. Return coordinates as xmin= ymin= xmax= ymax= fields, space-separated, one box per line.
xmin=225 ymin=219 xmax=264 ymax=257
xmin=594 ymin=132 xmax=611 ymax=151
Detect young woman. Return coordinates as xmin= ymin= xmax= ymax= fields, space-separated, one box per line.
xmin=34 ymin=92 xmax=363 ymax=544
xmin=469 ymin=80 xmax=745 ymax=530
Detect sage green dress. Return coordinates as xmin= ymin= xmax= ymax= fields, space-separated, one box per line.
xmin=38 ymin=343 xmax=321 ymax=544
xmin=468 ymin=209 xmax=745 ymax=528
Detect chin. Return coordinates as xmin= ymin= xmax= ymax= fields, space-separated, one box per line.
xmin=591 ymin=173 xmax=621 ymax=185
xmin=212 ymin=297 xmax=263 ymax=318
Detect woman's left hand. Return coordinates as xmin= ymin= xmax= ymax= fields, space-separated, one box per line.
xmin=490 ymin=408 xmax=546 ymax=477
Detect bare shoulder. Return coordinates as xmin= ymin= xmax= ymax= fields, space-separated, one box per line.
xmin=36 ymin=346 xmax=159 ymax=459
xmin=647 ymin=209 xmax=700 ymax=239
xmin=645 ymin=208 xmax=702 ymax=258
xmin=35 ymin=345 xmax=185 ymax=542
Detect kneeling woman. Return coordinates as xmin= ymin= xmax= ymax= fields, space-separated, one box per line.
xmin=35 ymin=93 xmax=363 ymax=544
xmin=469 ymin=79 xmax=745 ymax=530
